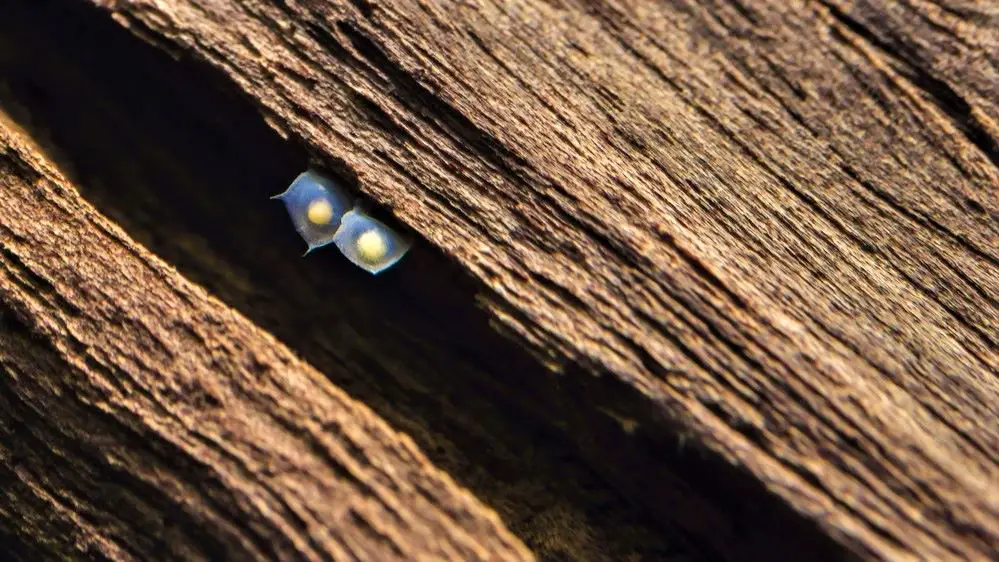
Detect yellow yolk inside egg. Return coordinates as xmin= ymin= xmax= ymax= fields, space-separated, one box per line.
xmin=307 ymin=198 xmax=335 ymax=225
xmin=356 ymin=229 xmax=389 ymax=263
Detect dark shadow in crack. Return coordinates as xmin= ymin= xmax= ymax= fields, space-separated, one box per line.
xmin=0 ymin=1 xmax=713 ymax=561
xmin=0 ymin=0 xmax=856 ymax=560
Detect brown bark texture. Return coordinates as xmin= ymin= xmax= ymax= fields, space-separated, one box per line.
xmin=0 ymin=113 xmax=535 ymax=561
xmin=1 ymin=0 xmax=997 ymax=561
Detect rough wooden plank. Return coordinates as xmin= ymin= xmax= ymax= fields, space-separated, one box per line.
xmin=821 ymin=0 xmax=999 ymax=159
xmin=83 ymin=0 xmax=999 ymax=560
xmin=0 ymin=3 xmax=703 ymax=560
xmin=0 ymin=115 xmax=533 ymax=561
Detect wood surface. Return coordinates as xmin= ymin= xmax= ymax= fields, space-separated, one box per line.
xmin=1 ymin=0 xmax=997 ymax=560
xmin=0 ymin=112 xmax=536 ymax=561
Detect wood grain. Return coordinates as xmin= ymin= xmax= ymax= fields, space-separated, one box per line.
xmin=1 ymin=0 xmax=995 ymax=559
xmin=85 ymin=0 xmax=998 ymax=560
xmin=0 ymin=2 xmax=702 ymax=559
xmin=0 ymin=115 xmax=533 ymax=561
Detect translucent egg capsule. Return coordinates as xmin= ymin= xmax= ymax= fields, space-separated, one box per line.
xmin=332 ymin=207 xmax=412 ymax=274
xmin=272 ymin=170 xmax=354 ymax=253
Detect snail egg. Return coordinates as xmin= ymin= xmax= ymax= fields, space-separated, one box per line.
xmin=272 ymin=170 xmax=353 ymax=252
xmin=333 ymin=208 xmax=412 ymax=274
xmin=307 ymin=198 xmax=335 ymax=226
xmin=355 ymin=229 xmax=390 ymax=263
xmin=275 ymin=169 xmax=412 ymax=273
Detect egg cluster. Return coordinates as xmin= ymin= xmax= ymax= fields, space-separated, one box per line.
xmin=273 ymin=170 xmax=412 ymax=274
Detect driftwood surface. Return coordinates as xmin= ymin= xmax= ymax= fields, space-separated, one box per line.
xmin=1 ymin=0 xmax=998 ymax=561
xmin=1 ymin=2 xmax=703 ymax=561
xmin=0 ymin=109 xmax=537 ymax=560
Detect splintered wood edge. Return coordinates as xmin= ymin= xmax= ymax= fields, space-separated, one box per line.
xmin=0 ymin=113 xmax=533 ymax=561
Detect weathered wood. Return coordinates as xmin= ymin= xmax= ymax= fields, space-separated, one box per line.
xmin=79 ymin=0 xmax=998 ymax=560
xmin=0 ymin=116 xmax=533 ymax=561
xmin=821 ymin=0 xmax=999 ymax=155
xmin=2 ymin=0 xmax=996 ymax=560
xmin=0 ymin=3 xmax=701 ymax=560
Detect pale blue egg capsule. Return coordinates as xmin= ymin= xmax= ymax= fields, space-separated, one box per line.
xmin=332 ymin=207 xmax=412 ymax=274
xmin=272 ymin=170 xmax=354 ymax=253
